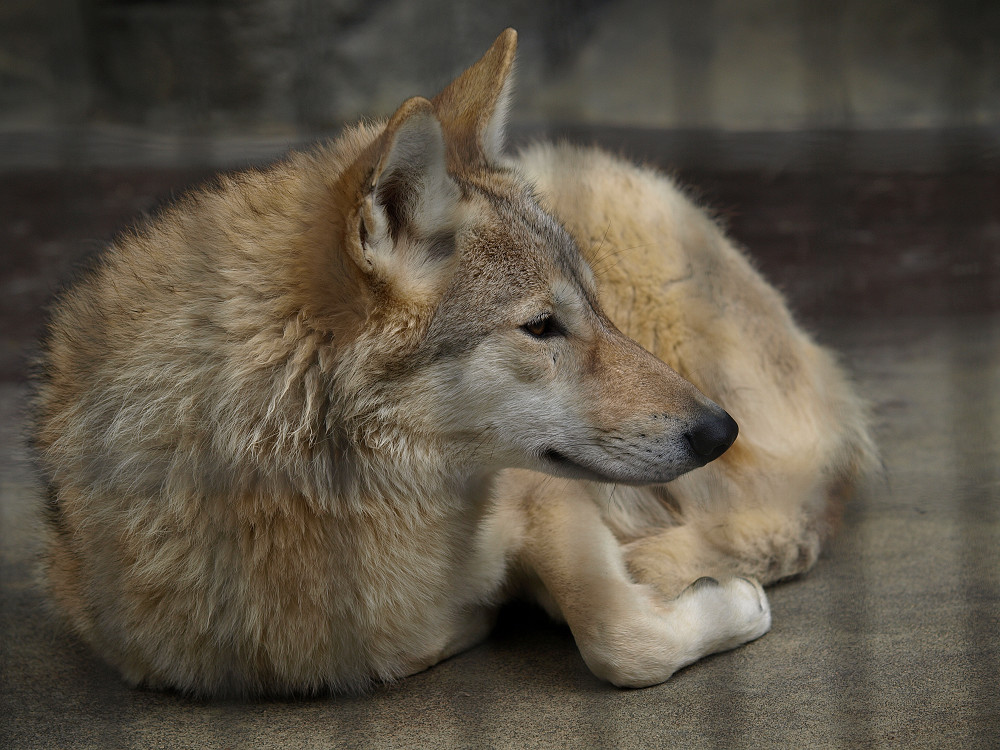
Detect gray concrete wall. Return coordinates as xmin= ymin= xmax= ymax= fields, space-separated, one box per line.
xmin=2 ymin=0 xmax=998 ymax=164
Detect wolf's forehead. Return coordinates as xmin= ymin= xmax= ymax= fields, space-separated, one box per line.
xmin=465 ymin=181 xmax=594 ymax=288
xmin=420 ymin=184 xmax=598 ymax=359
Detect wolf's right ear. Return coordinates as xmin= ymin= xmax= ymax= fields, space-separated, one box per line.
xmin=344 ymin=96 xmax=460 ymax=301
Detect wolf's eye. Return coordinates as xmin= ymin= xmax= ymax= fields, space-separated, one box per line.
xmin=522 ymin=314 xmax=562 ymax=339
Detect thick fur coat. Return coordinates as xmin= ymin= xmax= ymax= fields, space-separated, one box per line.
xmin=31 ymin=30 xmax=876 ymax=696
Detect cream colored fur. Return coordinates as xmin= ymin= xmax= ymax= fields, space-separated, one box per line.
xmin=31 ymin=30 xmax=876 ymax=696
xmin=516 ymin=143 xmax=877 ymax=597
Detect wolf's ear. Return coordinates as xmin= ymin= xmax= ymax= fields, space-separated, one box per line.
xmin=351 ymin=96 xmax=460 ymax=296
xmin=432 ymin=28 xmax=517 ymax=168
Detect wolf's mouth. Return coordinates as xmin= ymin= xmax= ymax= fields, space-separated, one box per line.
xmin=543 ymin=448 xmax=577 ymax=468
xmin=541 ymin=448 xmax=606 ymax=481
xmin=541 ymin=445 xmax=691 ymax=486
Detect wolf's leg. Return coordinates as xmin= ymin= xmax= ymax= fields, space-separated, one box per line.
xmin=511 ymin=474 xmax=771 ymax=688
xmin=622 ymin=503 xmax=827 ymax=601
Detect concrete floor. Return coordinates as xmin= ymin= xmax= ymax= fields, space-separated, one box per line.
xmin=1 ymin=159 xmax=998 ymax=748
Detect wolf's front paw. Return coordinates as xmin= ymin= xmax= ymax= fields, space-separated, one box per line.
xmin=725 ymin=576 xmax=771 ymax=643
xmin=680 ymin=575 xmax=771 ymax=651
xmin=575 ymin=576 xmax=771 ymax=689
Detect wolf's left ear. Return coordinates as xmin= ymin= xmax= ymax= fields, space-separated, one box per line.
xmin=350 ymin=96 xmax=460 ymax=295
xmin=432 ymin=28 xmax=517 ymax=168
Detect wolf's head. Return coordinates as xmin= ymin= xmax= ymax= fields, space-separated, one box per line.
xmin=321 ymin=30 xmax=736 ymax=487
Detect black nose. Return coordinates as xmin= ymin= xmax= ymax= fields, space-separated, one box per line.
xmin=685 ymin=411 xmax=739 ymax=464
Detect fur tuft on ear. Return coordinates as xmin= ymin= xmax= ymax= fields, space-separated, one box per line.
xmin=352 ymin=97 xmax=461 ymax=303
xmin=432 ymin=28 xmax=517 ymax=169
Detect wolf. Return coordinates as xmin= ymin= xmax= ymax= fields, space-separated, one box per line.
xmin=31 ymin=29 xmax=876 ymax=696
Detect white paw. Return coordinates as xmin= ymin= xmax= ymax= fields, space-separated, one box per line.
xmin=724 ymin=576 xmax=772 ymax=643
xmin=682 ymin=575 xmax=772 ymax=651
xmin=575 ymin=577 xmax=772 ymax=689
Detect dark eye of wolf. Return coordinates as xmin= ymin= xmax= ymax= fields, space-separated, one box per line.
xmin=522 ymin=314 xmax=560 ymax=339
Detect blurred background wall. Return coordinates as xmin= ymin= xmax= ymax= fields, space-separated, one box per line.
xmin=2 ymin=0 xmax=998 ymax=170
xmin=1 ymin=0 xmax=997 ymax=364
